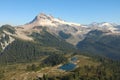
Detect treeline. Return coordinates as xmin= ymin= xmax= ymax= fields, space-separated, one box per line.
xmin=0 ymin=39 xmax=54 ymax=64
xmin=31 ymin=30 xmax=76 ymax=52
xmin=26 ymin=54 xmax=67 ymax=71
xmin=43 ymin=54 xmax=67 ymax=66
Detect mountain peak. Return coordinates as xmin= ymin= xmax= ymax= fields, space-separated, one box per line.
xmin=36 ymin=13 xmax=54 ymax=20
xmin=24 ymin=13 xmax=81 ymax=29
xmin=29 ymin=13 xmax=54 ymax=24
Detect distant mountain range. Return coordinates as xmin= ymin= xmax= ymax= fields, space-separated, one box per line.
xmin=0 ymin=13 xmax=120 ymax=63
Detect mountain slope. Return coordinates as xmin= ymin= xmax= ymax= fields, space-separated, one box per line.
xmin=77 ymin=30 xmax=120 ymax=60
xmin=21 ymin=13 xmax=89 ymax=45
xmin=0 ymin=27 xmax=76 ymax=64
xmin=0 ymin=25 xmax=16 ymax=52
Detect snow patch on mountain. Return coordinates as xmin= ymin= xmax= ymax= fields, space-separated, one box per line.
xmin=0 ymin=34 xmax=15 ymax=50
xmin=89 ymin=22 xmax=119 ymax=33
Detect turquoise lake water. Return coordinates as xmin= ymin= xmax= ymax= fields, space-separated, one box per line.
xmin=59 ymin=57 xmax=78 ymax=71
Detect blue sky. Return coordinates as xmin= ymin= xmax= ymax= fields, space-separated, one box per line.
xmin=0 ymin=0 xmax=120 ymax=26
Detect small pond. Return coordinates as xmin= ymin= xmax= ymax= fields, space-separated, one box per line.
xmin=59 ymin=63 xmax=76 ymax=71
